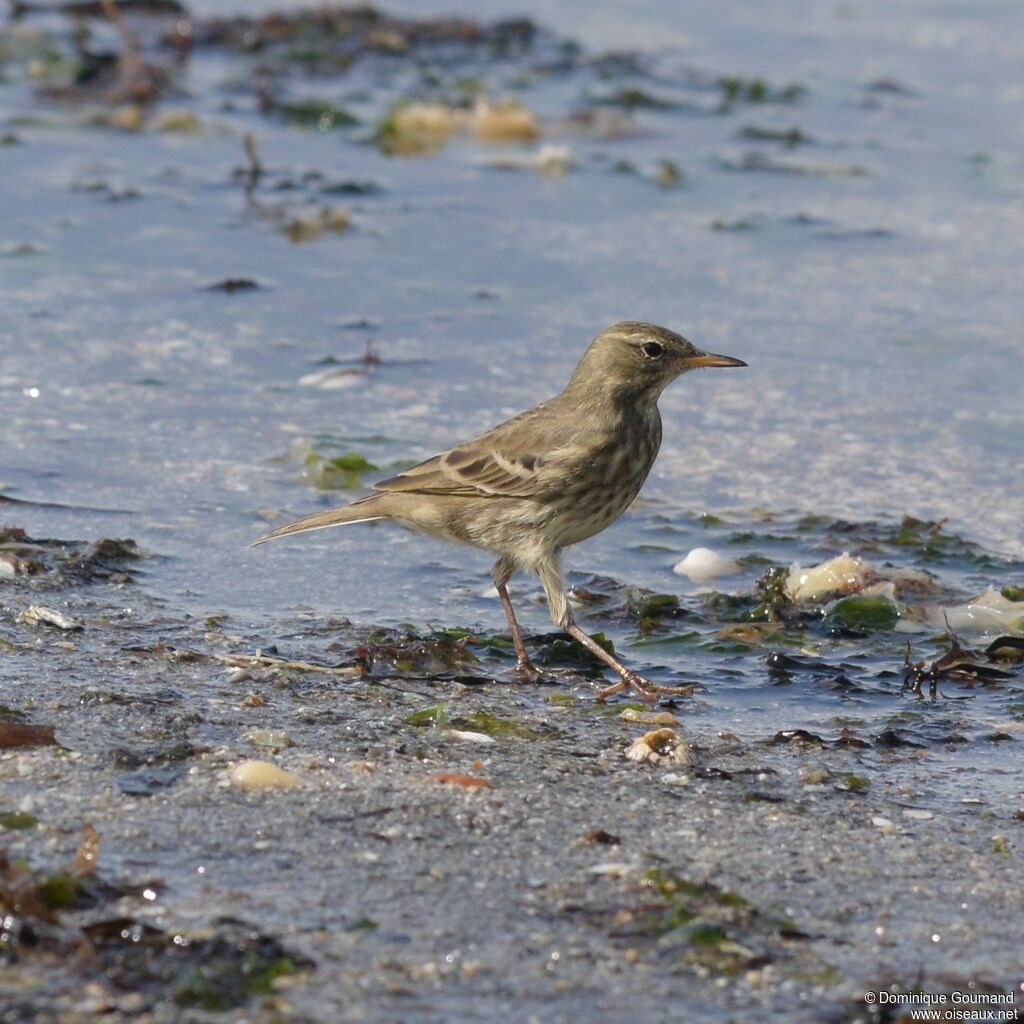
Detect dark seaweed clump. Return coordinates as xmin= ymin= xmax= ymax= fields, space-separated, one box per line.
xmin=0 ymin=527 xmax=145 ymax=585
xmin=0 ymin=827 xmax=311 ymax=1013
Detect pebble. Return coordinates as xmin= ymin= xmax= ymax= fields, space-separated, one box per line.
xmin=470 ymin=99 xmax=540 ymax=142
xmin=230 ymin=760 xmax=303 ymax=790
xmin=620 ymin=708 xmax=677 ymax=725
xmin=660 ymin=772 xmax=691 ymax=787
xmin=16 ymin=605 xmax=84 ymax=631
xmin=446 ymin=729 xmax=497 ymax=745
xmin=243 ymin=729 xmax=293 ymax=749
xmin=588 ymin=862 xmax=633 ymax=877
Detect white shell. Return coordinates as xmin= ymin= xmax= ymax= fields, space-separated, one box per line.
xmin=673 ymin=547 xmax=737 ymax=582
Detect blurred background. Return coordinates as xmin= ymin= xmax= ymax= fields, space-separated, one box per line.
xmin=3 ymin=0 xmax=1022 ymax=629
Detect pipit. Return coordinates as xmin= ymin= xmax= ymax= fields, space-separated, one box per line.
xmin=255 ymin=322 xmax=745 ymax=700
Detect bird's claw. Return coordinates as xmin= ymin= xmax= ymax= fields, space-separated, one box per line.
xmin=596 ymin=671 xmax=693 ymax=703
xmin=512 ymin=658 xmax=547 ymax=684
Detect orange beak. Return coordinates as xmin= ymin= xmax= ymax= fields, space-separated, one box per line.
xmin=684 ymin=351 xmax=747 ymax=369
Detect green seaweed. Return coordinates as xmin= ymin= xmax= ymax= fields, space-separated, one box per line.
xmin=594 ymin=88 xmax=679 ymax=111
xmin=356 ymin=630 xmax=479 ymax=674
xmin=405 ymin=703 xmax=449 ymax=728
xmin=328 ymin=452 xmax=377 ymax=473
xmin=79 ymin=915 xmax=313 ymax=1010
xmin=631 ymin=630 xmax=702 ymax=649
xmin=553 ymin=630 xmax=614 ymax=665
xmin=37 ymin=873 xmax=80 ymax=910
xmin=440 ymin=628 xmax=514 ymax=659
xmin=624 ymin=590 xmax=684 ymax=634
xmin=837 ymin=773 xmax=871 ymax=793
xmin=455 ymin=710 xmax=535 ymax=738
xmin=738 ymin=125 xmax=810 ymax=146
xmin=0 ymin=811 xmax=38 ymax=829
xmin=345 ymin=916 xmax=379 ymax=931
xmin=679 ymin=921 xmax=729 ymax=946
xmin=718 ymin=77 xmax=805 ymax=107
xmin=828 ymin=595 xmax=899 ymax=631
xmin=585 ymin=700 xmax=648 ymax=718
xmin=321 ymin=179 xmax=383 ymax=195
xmin=624 ymin=868 xmax=808 ymax=974
xmin=656 ymin=160 xmax=682 ymax=187
xmin=705 ymin=641 xmax=753 ymax=654
xmin=173 ymin=948 xmax=300 ymax=1009
xmin=278 ymin=99 xmax=359 ymax=130
xmin=888 ymin=516 xmax=997 ymax=566
xmin=748 ymin=565 xmax=792 ymax=622
xmin=644 ymin=868 xmax=748 ymax=911
xmin=302 ymin=450 xmax=378 ymax=489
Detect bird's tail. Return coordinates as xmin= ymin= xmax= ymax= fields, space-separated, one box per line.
xmin=251 ymin=494 xmax=388 ymax=546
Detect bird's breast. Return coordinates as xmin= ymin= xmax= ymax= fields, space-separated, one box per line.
xmin=544 ymin=406 xmax=662 ymax=548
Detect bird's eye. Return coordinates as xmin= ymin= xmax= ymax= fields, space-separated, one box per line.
xmin=642 ymin=342 xmax=665 ymax=359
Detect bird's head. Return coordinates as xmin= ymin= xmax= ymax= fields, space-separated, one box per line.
xmin=567 ymin=321 xmax=746 ymax=401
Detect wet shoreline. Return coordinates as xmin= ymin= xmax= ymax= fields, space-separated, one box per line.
xmin=3 ymin=0 xmax=1023 ymax=1018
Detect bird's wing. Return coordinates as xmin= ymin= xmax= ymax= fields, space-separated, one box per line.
xmin=374 ymin=404 xmax=577 ymax=500
xmin=373 ymin=445 xmax=558 ymax=499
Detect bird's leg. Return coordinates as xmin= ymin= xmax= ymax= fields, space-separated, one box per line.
xmin=492 ymin=557 xmax=541 ymax=678
xmin=537 ymin=554 xmax=692 ymax=704
xmin=497 ymin=583 xmax=539 ymax=675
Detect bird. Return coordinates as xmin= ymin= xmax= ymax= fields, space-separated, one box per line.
xmin=254 ymin=322 xmax=746 ymax=701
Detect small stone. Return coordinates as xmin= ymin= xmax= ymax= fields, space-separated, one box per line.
xmin=157 ymin=110 xmax=199 ymax=133
xmin=660 ymin=772 xmax=691 ymax=787
xmin=243 ymin=729 xmax=293 ymax=749
xmin=109 ymin=104 xmax=144 ymax=132
xmin=230 ymin=760 xmax=302 ymax=789
xmin=619 ymin=708 xmax=677 ymax=725
xmin=588 ymin=862 xmax=633 ymax=877
xmin=445 ymin=729 xmax=497 ymax=745
xmin=470 ymin=98 xmax=540 ymax=141
xmin=16 ymin=605 xmax=83 ymax=631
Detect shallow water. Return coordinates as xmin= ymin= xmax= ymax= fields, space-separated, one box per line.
xmin=1 ymin=2 xmax=1023 ymax=1015
xmin=4 ymin=7 xmax=1022 ymax=639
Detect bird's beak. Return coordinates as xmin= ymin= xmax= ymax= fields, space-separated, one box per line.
xmin=684 ymin=351 xmax=747 ymax=369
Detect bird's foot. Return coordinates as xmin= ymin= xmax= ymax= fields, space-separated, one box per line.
xmin=596 ymin=672 xmax=695 ymax=704
xmin=512 ymin=657 xmax=547 ymax=684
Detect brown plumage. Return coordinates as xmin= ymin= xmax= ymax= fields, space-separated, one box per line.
xmin=255 ymin=321 xmax=746 ymax=700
